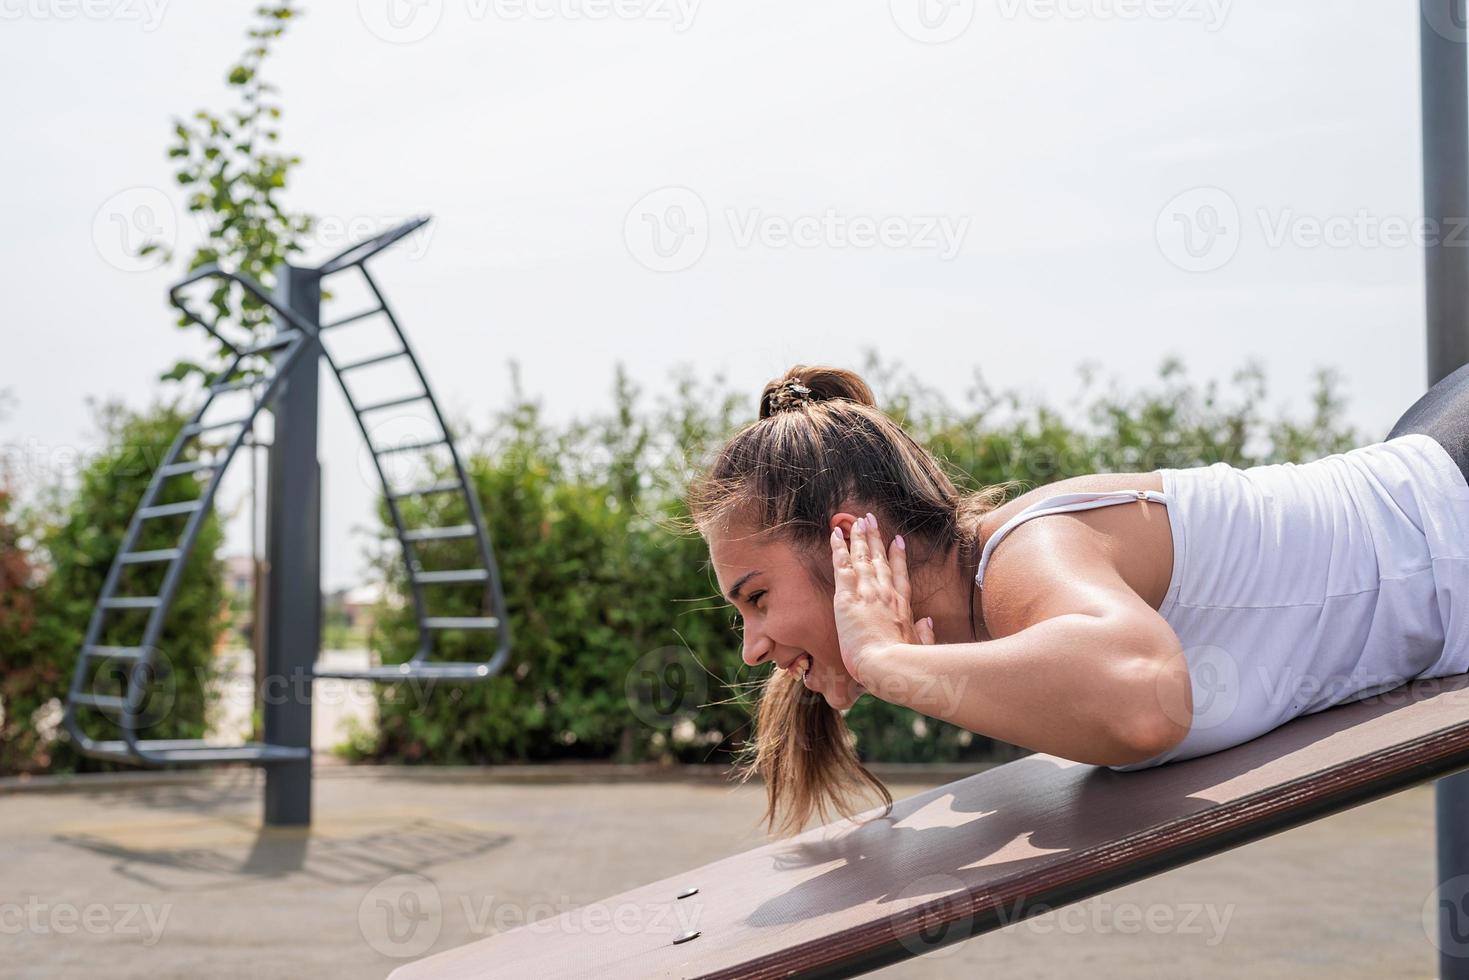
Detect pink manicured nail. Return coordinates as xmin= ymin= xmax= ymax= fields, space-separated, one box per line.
xmin=854 ymin=517 xmax=865 ymax=532
xmin=895 ymin=534 xmax=905 ymax=550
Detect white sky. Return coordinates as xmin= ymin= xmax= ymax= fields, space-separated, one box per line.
xmin=0 ymin=0 xmax=1440 ymax=589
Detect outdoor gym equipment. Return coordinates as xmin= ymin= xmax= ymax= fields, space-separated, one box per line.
xmin=61 ymin=216 xmax=509 ymax=823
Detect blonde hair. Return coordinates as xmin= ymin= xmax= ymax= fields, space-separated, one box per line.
xmin=687 ymin=364 xmax=1016 ymax=837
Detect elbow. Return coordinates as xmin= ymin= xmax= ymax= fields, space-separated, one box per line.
xmin=1111 ymin=713 xmax=1186 ymax=766
xmin=1108 ymin=642 xmax=1193 ymax=764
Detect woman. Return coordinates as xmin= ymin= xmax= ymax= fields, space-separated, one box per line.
xmin=688 ymin=363 xmax=1469 ymax=837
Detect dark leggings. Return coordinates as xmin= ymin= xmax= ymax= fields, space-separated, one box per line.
xmin=1387 ymin=360 xmax=1469 ymax=486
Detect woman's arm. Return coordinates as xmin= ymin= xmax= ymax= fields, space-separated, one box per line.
xmin=857 ymin=612 xmax=1190 ymax=767
xmin=831 ymin=512 xmax=1191 ymax=768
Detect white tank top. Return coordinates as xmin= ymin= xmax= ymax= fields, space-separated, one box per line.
xmin=972 ymin=433 xmax=1469 ymax=772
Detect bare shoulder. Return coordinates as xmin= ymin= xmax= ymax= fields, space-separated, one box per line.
xmin=976 ymin=471 xmax=1173 ymax=639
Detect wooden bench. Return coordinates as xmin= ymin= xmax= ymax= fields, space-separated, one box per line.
xmin=391 ymin=673 xmax=1469 ymax=979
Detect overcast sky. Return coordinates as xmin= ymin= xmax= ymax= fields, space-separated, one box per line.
xmin=0 ymin=0 xmax=1439 ymax=588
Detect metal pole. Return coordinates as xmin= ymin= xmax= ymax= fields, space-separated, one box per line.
xmin=262 ymin=264 xmax=322 ymax=827
xmin=1423 ymin=0 xmax=1469 ymax=384
xmin=1424 ymin=2 xmax=1469 ymax=974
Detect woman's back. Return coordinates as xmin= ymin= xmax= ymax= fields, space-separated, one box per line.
xmin=976 ymin=433 xmax=1469 ymax=772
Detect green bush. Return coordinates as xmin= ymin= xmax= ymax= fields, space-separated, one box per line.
xmin=356 ymin=353 xmax=1363 ymax=766
xmin=0 ymin=401 xmax=227 ymax=775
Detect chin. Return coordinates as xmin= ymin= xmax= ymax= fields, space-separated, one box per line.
xmin=813 ymin=676 xmax=865 ymax=711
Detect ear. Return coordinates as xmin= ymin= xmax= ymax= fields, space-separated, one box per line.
xmin=829 ymin=512 xmax=862 ymax=540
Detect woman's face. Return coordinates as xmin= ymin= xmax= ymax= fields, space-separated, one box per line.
xmin=708 ymin=520 xmax=868 ymax=710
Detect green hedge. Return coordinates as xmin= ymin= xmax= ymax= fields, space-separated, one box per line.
xmin=356 ymin=354 xmax=1364 ymax=766
xmin=0 ymin=357 xmax=1362 ymax=774
xmin=0 ymin=402 xmax=226 ymax=775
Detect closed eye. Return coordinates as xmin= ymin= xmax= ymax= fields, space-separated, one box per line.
xmin=747 ymin=590 xmax=767 ymax=611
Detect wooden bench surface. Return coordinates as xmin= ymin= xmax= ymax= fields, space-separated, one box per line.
xmin=392 ymin=674 xmax=1469 ymax=980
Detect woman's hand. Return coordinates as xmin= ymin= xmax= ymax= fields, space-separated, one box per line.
xmin=829 ymin=512 xmax=936 ymax=686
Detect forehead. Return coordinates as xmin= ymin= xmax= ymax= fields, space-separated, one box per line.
xmin=707 ymin=525 xmax=791 ymax=594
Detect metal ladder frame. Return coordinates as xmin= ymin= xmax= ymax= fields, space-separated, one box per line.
xmin=62 ymin=269 xmax=316 ymax=765
xmin=63 ymin=216 xmax=512 ymax=766
xmin=312 ymin=217 xmax=511 ymax=681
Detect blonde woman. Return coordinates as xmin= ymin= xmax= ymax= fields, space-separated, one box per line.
xmin=689 ymin=364 xmax=1469 ymax=837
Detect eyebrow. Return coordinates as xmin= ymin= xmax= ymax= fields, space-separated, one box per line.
xmin=726 ymin=570 xmax=763 ymax=603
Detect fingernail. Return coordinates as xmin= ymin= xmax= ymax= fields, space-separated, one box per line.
xmin=895 ymin=534 xmax=905 ymax=550
xmin=867 ymin=512 xmax=877 ymax=528
xmin=854 ymin=517 xmax=865 ymax=532
xmin=925 ymin=616 xmax=934 ymax=628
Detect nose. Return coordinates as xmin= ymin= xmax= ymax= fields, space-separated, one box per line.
xmin=741 ymin=620 xmax=771 ymax=668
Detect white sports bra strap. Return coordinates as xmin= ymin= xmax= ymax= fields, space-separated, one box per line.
xmin=974 ymin=489 xmax=1169 ymax=588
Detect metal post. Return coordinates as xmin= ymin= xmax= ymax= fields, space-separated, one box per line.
xmin=1424 ymin=2 xmax=1469 ymax=974
xmin=262 ymin=264 xmax=322 ymax=827
xmin=1423 ymin=0 xmax=1469 ymax=384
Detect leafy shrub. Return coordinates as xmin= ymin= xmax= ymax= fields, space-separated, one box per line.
xmin=1 ymin=401 xmax=226 ymax=774
xmin=356 ymin=353 xmax=1363 ymax=766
